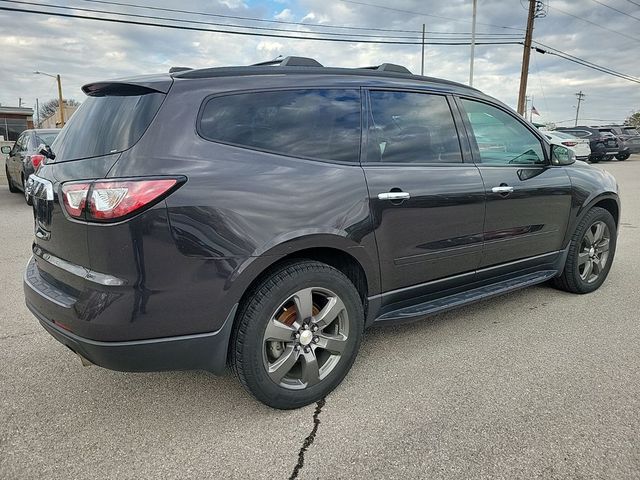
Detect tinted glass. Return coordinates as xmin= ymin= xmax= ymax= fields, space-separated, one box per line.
xmin=200 ymin=89 xmax=361 ymax=163
xmin=366 ymin=91 xmax=461 ymax=163
xmin=51 ymin=92 xmax=164 ymax=162
xmin=34 ymin=132 xmax=58 ymax=149
xmin=553 ymin=131 xmax=577 ymax=140
xmin=461 ymin=99 xmax=544 ymax=165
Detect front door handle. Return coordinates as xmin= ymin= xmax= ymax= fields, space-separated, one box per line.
xmin=491 ymin=186 xmax=514 ymax=194
xmin=378 ymin=191 xmax=411 ymax=201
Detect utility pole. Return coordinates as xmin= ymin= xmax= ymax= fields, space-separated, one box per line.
xmin=529 ymin=95 xmax=534 ymax=122
xmin=517 ymin=0 xmax=537 ymax=116
xmin=421 ymin=23 xmax=426 ymax=76
xmin=575 ymin=91 xmax=585 ymax=126
xmin=524 ymin=95 xmax=530 ymax=120
xmin=56 ymin=74 xmax=65 ymax=127
xmin=35 ymin=98 xmax=40 ymax=128
xmin=469 ymin=0 xmax=477 ymax=87
xmin=18 ymin=97 xmax=23 ymax=108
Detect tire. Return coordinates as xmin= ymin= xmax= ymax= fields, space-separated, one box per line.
xmin=22 ymin=174 xmax=33 ymax=206
xmin=589 ymin=156 xmax=600 ymax=164
xmin=231 ymin=260 xmax=364 ymax=409
xmin=6 ymin=166 xmax=19 ymax=193
xmin=604 ymin=155 xmax=614 ymax=161
xmin=553 ymin=207 xmax=617 ymax=294
xmin=615 ymin=153 xmax=630 ymax=161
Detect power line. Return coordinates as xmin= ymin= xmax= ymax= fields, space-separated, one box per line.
xmin=340 ymin=0 xmax=526 ymax=32
xmin=622 ymin=0 xmax=640 ymax=7
xmin=6 ymin=0 xmax=475 ymax=40
xmin=549 ymin=4 xmax=640 ymax=43
xmin=0 ymin=4 xmax=524 ymax=46
xmin=533 ymin=42 xmax=640 ymax=84
xmin=82 ymin=0 xmax=519 ymax=37
xmin=588 ymin=0 xmax=640 ymax=21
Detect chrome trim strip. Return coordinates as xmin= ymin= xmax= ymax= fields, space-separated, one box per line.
xmin=32 ymin=246 xmax=127 ymax=286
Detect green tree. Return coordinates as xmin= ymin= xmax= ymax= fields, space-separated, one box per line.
xmin=625 ymin=111 xmax=640 ymax=128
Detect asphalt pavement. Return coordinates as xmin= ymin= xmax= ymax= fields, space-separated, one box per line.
xmin=1 ymin=158 xmax=639 ymax=479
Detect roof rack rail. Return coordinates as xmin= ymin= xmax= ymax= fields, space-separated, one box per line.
xmin=169 ymin=67 xmax=192 ymax=73
xmin=251 ymin=56 xmax=323 ymax=67
xmin=359 ymin=63 xmax=412 ymax=74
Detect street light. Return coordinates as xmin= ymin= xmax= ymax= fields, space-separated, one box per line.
xmin=34 ymin=71 xmax=65 ymax=127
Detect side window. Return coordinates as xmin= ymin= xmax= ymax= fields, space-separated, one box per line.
xmin=366 ymin=91 xmax=462 ymax=163
xmin=199 ymin=89 xmax=361 ymax=163
xmin=13 ymin=135 xmax=25 ymax=154
xmin=461 ymin=99 xmax=545 ymax=165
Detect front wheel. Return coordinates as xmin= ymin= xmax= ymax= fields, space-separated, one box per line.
xmin=6 ymin=166 xmax=19 ymax=193
xmin=553 ymin=207 xmax=617 ymax=294
xmin=615 ymin=153 xmax=630 ymax=161
xmin=231 ymin=260 xmax=364 ymax=409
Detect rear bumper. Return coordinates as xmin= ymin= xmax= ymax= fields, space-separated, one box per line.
xmin=24 ymin=262 xmax=237 ymax=374
xmin=29 ymin=303 xmax=234 ymax=373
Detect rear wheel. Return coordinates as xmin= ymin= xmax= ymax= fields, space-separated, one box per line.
xmin=231 ymin=260 xmax=364 ymax=409
xmin=22 ymin=174 xmax=33 ymax=205
xmin=6 ymin=166 xmax=19 ymax=193
xmin=553 ymin=207 xmax=616 ymax=294
xmin=615 ymin=153 xmax=630 ymax=161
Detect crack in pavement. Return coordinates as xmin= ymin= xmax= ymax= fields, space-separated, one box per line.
xmin=288 ymin=398 xmax=326 ymax=480
xmin=0 ymin=331 xmax=39 ymax=341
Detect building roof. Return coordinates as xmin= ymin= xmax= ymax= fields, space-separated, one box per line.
xmin=0 ymin=106 xmax=34 ymax=116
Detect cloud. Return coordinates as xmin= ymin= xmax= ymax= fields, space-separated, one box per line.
xmin=0 ymin=0 xmax=638 ymax=124
xmin=274 ymin=8 xmax=295 ymax=21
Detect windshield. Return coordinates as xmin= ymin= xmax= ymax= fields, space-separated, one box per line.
xmin=50 ymin=91 xmax=164 ymax=162
xmin=553 ymin=131 xmax=576 ymax=140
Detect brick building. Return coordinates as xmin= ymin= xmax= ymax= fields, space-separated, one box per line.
xmin=0 ymin=106 xmax=34 ymax=142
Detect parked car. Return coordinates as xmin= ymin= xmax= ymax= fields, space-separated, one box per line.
xmin=2 ymin=128 xmax=60 ymax=204
xmin=596 ymin=125 xmax=640 ymax=158
xmin=541 ymin=130 xmax=591 ymax=161
xmin=556 ymin=126 xmax=629 ymax=162
xmin=25 ymin=57 xmax=620 ymax=409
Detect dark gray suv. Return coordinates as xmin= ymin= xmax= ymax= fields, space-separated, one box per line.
xmin=24 ymin=57 xmax=620 ymax=409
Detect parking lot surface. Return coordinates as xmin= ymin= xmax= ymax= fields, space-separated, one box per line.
xmin=1 ymin=158 xmax=639 ymax=479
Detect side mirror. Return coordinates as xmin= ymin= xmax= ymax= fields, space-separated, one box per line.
xmin=551 ymin=144 xmax=576 ymax=166
xmin=38 ymin=143 xmax=56 ymax=160
xmin=1 ymin=145 xmax=11 ymax=155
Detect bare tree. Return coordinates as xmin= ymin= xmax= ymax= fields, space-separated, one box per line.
xmin=39 ymin=98 xmax=80 ymax=121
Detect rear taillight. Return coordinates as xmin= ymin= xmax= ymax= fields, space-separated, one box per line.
xmin=61 ymin=183 xmax=91 ymax=219
xmin=61 ymin=178 xmax=180 ymax=222
xmin=562 ymin=141 xmax=578 ymax=147
xmin=31 ymin=154 xmax=45 ymax=170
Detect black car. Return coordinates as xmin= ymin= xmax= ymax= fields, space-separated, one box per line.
xmin=24 ymin=57 xmax=620 ymax=409
xmin=2 ymin=128 xmax=60 ymax=204
xmin=556 ymin=126 xmax=629 ymax=162
xmin=596 ymin=125 xmax=640 ymax=157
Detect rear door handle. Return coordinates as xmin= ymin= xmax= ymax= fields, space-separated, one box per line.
xmin=491 ymin=186 xmax=514 ymax=194
xmin=378 ymin=191 xmax=411 ymax=201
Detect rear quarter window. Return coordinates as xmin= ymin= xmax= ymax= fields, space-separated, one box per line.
xmin=198 ymin=89 xmax=361 ymax=163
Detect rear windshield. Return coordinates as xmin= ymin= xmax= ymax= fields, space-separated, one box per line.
xmin=34 ymin=132 xmax=58 ymax=148
xmin=50 ymin=92 xmax=164 ymax=162
xmin=622 ymin=127 xmax=639 ymax=135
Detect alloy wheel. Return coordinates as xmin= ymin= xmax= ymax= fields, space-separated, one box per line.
xmin=578 ymin=221 xmax=610 ymax=283
xmin=262 ymin=287 xmax=349 ymax=390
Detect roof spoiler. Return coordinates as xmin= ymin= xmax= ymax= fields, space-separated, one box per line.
xmin=82 ymin=79 xmax=172 ymax=96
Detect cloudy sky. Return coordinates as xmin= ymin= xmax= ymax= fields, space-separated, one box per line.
xmin=1 ymin=0 xmax=639 ymax=125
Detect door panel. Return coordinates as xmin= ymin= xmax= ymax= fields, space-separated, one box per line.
xmin=365 ymin=165 xmax=485 ymax=291
xmin=362 ymin=90 xmax=485 ymax=294
xmin=456 ymin=97 xmax=572 ymax=268
xmin=478 ymin=166 xmax=572 ymax=267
